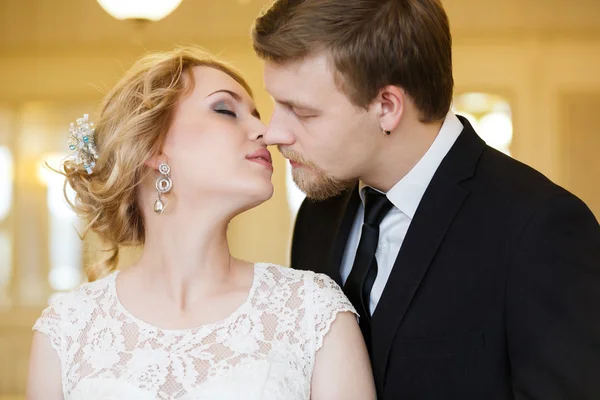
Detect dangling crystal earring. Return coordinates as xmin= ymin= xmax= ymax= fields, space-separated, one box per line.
xmin=154 ymin=162 xmax=172 ymax=215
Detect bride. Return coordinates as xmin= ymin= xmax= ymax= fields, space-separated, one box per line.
xmin=26 ymin=47 xmax=375 ymax=400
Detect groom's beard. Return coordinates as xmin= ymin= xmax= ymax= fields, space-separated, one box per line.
xmin=279 ymin=146 xmax=355 ymax=201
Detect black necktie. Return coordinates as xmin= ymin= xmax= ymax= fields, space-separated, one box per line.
xmin=344 ymin=187 xmax=394 ymax=347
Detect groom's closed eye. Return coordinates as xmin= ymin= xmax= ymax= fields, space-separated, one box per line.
xmin=294 ymin=111 xmax=318 ymax=120
xmin=277 ymin=100 xmax=320 ymax=119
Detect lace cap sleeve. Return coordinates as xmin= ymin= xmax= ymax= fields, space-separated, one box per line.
xmin=32 ymin=294 xmax=67 ymax=357
xmin=311 ymin=273 xmax=358 ymax=352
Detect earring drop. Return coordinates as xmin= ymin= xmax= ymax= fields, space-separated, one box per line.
xmin=154 ymin=162 xmax=172 ymax=215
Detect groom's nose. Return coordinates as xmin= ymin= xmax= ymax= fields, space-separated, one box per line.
xmin=264 ymin=109 xmax=295 ymax=146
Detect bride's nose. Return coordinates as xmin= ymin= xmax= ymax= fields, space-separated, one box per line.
xmin=248 ymin=120 xmax=267 ymax=143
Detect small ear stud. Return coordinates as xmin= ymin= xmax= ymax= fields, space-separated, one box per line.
xmin=383 ymin=129 xmax=391 ymax=135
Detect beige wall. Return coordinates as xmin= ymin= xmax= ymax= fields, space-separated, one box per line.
xmin=454 ymin=37 xmax=600 ymax=183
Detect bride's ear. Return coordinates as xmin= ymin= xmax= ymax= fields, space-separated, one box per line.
xmin=145 ymin=153 xmax=167 ymax=170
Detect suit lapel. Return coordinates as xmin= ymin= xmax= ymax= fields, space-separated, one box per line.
xmin=370 ymin=118 xmax=486 ymax=392
xmin=326 ymin=185 xmax=361 ymax=285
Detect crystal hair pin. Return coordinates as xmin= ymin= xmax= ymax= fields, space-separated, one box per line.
xmin=67 ymin=114 xmax=99 ymax=174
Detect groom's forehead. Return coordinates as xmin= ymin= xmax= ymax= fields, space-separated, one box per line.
xmin=264 ymin=58 xmax=338 ymax=99
xmin=265 ymin=52 xmax=335 ymax=79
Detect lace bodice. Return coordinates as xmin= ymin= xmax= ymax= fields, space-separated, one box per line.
xmin=33 ymin=263 xmax=356 ymax=400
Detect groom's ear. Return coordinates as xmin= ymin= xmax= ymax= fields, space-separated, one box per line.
xmin=374 ymin=85 xmax=405 ymax=133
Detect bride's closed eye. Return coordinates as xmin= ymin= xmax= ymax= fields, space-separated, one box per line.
xmin=213 ymin=101 xmax=237 ymax=118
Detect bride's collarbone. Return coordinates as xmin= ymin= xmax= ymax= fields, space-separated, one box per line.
xmin=114 ymin=273 xmax=255 ymax=331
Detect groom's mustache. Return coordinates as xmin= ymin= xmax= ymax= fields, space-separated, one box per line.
xmin=277 ymin=146 xmax=318 ymax=169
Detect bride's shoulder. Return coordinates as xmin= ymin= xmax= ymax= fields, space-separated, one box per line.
xmin=254 ymin=264 xmax=356 ymax=348
xmin=255 ymin=262 xmax=322 ymax=284
xmin=45 ymin=271 xmax=117 ymax=312
xmin=72 ymin=271 xmax=117 ymax=298
xmin=254 ymin=263 xmax=345 ymax=297
xmin=33 ymin=271 xmax=118 ymax=341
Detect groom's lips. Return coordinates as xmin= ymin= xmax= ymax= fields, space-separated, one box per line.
xmin=289 ymin=160 xmax=303 ymax=168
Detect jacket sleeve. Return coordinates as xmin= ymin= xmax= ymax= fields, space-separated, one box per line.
xmin=291 ymin=198 xmax=312 ymax=270
xmin=507 ymin=192 xmax=600 ymax=399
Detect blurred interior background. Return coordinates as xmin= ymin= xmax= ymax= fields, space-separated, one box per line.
xmin=0 ymin=0 xmax=599 ymax=397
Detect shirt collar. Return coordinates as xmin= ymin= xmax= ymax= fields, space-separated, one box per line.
xmin=359 ymin=111 xmax=463 ymax=218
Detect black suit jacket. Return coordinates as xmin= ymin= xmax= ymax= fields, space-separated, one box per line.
xmin=291 ymin=117 xmax=600 ymax=399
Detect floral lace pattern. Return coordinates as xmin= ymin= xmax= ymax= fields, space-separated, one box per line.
xmin=33 ymin=263 xmax=356 ymax=400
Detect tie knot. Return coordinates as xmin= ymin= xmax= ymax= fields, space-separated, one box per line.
xmin=363 ymin=187 xmax=394 ymax=226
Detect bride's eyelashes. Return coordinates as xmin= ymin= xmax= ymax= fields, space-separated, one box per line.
xmin=216 ymin=109 xmax=237 ymax=117
xmin=213 ymin=101 xmax=238 ymax=118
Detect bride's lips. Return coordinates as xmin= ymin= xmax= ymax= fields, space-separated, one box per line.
xmin=246 ymin=148 xmax=273 ymax=170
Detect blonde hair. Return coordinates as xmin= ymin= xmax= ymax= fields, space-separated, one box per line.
xmin=62 ymin=47 xmax=253 ymax=281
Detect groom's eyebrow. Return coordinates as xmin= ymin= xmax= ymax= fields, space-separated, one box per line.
xmin=277 ymin=98 xmax=319 ymax=113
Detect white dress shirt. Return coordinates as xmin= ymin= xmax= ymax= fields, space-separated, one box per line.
xmin=340 ymin=111 xmax=464 ymax=315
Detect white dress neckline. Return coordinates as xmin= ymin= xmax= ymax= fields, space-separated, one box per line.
xmin=111 ymin=262 xmax=263 ymax=334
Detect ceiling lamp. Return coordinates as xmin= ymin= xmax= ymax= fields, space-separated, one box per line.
xmin=97 ymin=0 xmax=183 ymax=22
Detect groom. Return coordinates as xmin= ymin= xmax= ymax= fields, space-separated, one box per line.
xmin=253 ymin=0 xmax=600 ymax=399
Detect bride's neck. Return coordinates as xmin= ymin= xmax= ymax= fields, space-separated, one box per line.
xmin=136 ymin=206 xmax=234 ymax=289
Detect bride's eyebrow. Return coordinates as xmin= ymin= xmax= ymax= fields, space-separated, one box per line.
xmin=206 ymin=89 xmax=261 ymax=120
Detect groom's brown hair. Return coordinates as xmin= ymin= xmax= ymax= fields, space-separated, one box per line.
xmin=252 ymin=0 xmax=453 ymax=123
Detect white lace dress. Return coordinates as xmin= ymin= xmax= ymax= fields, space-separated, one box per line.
xmin=33 ymin=263 xmax=357 ymax=400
